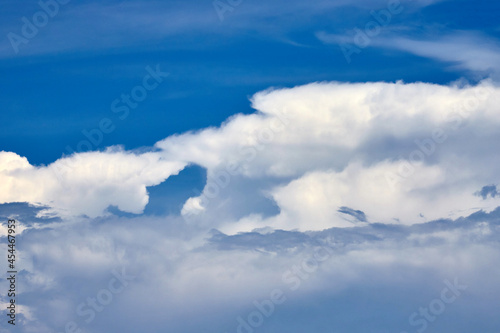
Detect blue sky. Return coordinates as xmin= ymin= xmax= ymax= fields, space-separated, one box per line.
xmin=3 ymin=0 xmax=498 ymax=165
xmin=1 ymin=0 xmax=500 ymax=332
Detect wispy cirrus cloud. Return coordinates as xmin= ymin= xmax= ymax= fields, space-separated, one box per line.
xmin=319 ymin=28 xmax=500 ymax=76
xmin=385 ymin=33 xmax=500 ymax=74
xmin=0 ymin=0 xmax=443 ymax=58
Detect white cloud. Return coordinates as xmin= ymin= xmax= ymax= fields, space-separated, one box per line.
xmin=0 ymin=148 xmax=186 ymax=217
xmin=219 ymin=161 xmax=500 ymax=234
xmin=158 ymin=80 xmax=500 ymax=232
xmin=2 ymin=80 xmax=500 ymax=233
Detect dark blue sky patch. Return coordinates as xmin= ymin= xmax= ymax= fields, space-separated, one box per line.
xmin=338 ymin=206 xmax=367 ymax=222
xmin=0 ymin=202 xmax=60 ymax=226
xmin=475 ymin=184 xmax=498 ymax=199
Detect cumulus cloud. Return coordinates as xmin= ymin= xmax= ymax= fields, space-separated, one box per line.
xmin=2 ymin=80 xmax=500 ymax=233
xmin=0 ymin=149 xmax=186 ymax=218
xmin=216 ymin=161 xmax=500 ymax=234
xmin=156 ymin=80 xmax=500 ymax=232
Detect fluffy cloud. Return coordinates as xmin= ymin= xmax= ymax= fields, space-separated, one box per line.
xmin=158 ymin=80 xmax=500 ymax=232
xmin=219 ymin=161 xmax=500 ymax=233
xmin=1 ymin=80 xmax=500 ymax=232
xmin=0 ymin=148 xmax=186 ymax=218
xmin=159 ymin=80 xmax=499 ymax=176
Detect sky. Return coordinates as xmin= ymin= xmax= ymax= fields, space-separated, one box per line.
xmin=1 ymin=0 xmax=500 ymax=332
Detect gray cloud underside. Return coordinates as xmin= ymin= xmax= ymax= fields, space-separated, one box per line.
xmin=1 ymin=203 xmax=500 ymax=332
